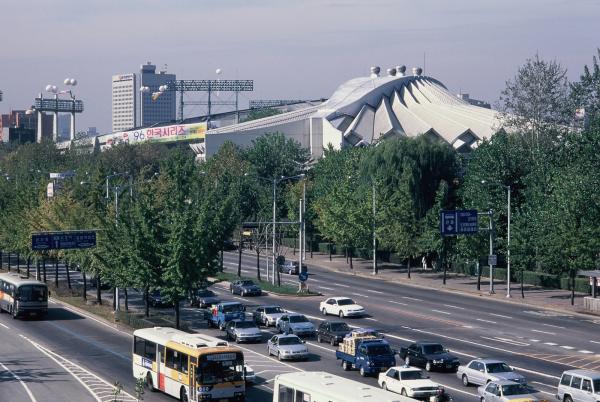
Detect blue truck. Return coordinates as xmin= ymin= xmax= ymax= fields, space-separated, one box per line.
xmin=208 ymin=301 xmax=246 ymax=330
xmin=336 ymin=337 xmax=396 ymax=377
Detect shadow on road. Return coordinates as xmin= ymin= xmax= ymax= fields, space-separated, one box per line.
xmin=0 ymin=359 xmax=68 ymax=384
xmin=43 ymin=307 xmax=85 ymax=321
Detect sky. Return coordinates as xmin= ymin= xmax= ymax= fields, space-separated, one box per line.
xmin=1 ymin=0 xmax=599 ymax=133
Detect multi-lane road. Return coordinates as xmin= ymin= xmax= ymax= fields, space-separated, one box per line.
xmin=1 ymin=251 xmax=598 ymax=401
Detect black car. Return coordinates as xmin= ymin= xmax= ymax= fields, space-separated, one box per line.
xmin=230 ymin=280 xmax=262 ymax=296
xmin=316 ymin=320 xmax=351 ymax=346
xmin=190 ymin=288 xmax=220 ymax=308
xmin=148 ymin=290 xmax=172 ymax=308
xmin=398 ymin=342 xmax=460 ymax=372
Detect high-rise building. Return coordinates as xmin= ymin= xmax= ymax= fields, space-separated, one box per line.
xmin=1 ymin=110 xmax=52 ymax=143
xmin=139 ymin=62 xmax=176 ymax=126
xmin=112 ymin=73 xmax=137 ymax=132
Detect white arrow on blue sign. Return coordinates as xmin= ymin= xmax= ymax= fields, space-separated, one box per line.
xmin=440 ymin=210 xmax=478 ymax=236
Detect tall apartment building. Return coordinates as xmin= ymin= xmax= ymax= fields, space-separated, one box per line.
xmin=139 ymin=62 xmax=176 ymax=126
xmin=112 ymin=73 xmax=137 ymax=132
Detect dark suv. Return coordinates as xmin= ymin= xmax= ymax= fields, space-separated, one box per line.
xmin=230 ymin=279 xmax=262 ymax=296
xmin=317 ymin=321 xmax=351 ymax=346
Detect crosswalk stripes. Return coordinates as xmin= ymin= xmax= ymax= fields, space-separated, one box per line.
xmin=528 ymin=353 xmax=600 ymax=370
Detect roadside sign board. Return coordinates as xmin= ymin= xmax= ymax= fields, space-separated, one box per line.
xmin=440 ymin=210 xmax=478 ymax=236
xmin=488 ymin=254 xmax=497 ymax=266
xmin=49 ymin=171 xmax=75 ymax=179
xmin=31 ymin=231 xmax=96 ymax=250
xmin=299 ymin=271 xmax=308 ymax=282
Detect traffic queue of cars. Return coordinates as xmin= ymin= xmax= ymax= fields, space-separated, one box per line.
xmin=147 ymin=282 xmax=590 ymax=402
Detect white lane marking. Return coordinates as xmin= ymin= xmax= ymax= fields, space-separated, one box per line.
xmin=480 ymin=336 xmax=530 ymax=347
xmin=306 ymin=341 xmax=336 ymax=353
xmin=365 ymin=289 xmax=384 ymax=294
xmin=531 ymin=329 xmax=556 ymax=335
xmin=333 ymin=283 xmax=350 ymax=288
xmin=462 ymin=325 xmax=474 ymax=329
xmin=351 ymin=293 xmax=369 ymax=298
xmin=590 ymin=340 xmax=600 ymax=345
xmin=543 ymin=323 xmax=566 ymax=329
xmin=561 ymin=346 xmax=575 ymax=350
xmin=233 ymin=296 xmax=250 ymax=302
xmin=234 ymin=344 xmax=304 ymax=373
xmin=530 ymin=339 xmax=540 ymax=342
xmin=489 ymin=313 xmax=511 ymax=319
xmin=401 ymin=296 xmax=423 ymax=301
xmin=0 ymin=361 xmax=38 ymax=402
xmin=384 ymin=333 xmax=415 ymax=343
xmin=408 ymin=328 xmax=560 ymax=380
xmin=444 ymin=304 xmax=465 ymax=310
xmin=0 ymin=322 xmax=9 ymax=329
xmin=364 ymin=318 xmax=378 ymax=322
xmin=431 ymin=309 xmax=451 ymax=315
xmin=317 ymin=286 xmax=335 ymax=291
xmin=544 ymin=342 xmax=558 ymax=346
xmin=476 ymin=318 xmax=497 ymax=324
xmin=532 ymin=381 xmax=558 ymax=389
xmin=437 ymin=383 xmax=478 ymax=397
xmin=388 ymin=300 xmax=408 ymax=306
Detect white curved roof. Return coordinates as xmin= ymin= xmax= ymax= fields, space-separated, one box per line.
xmin=206 ymin=71 xmax=502 ymax=153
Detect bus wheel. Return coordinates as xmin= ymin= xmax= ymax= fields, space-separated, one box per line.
xmin=180 ymin=387 xmax=188 ymax=402
xmin=11 ymin=306 xmax=17 ymax=319
xmin=146 ymin=373 xmax=155 ymax=392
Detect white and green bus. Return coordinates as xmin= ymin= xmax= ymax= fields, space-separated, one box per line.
xmin=0 ymin=272 xmax=48 ymax=318
xmin=273 ymin=371 xmax=415 ymax=402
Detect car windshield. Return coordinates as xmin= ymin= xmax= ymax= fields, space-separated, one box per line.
xmin=337 ymin=299 xmax=355 ymax=306
xmin=366 ymin=344 xmax=391 ymax=356
xmin=289 ymin=315 xmax=308 ymax=323
xmin=241 ymin=280 xmax=254 ymax=286
xmin=279 ymin=337 xmax=302 ymax=345
xmin=330 ymin=323 xmax=350 ymax=331
xmin=264 ymin=307 xmax=284 ymax=314
xmin=422 ymin=344 xmax=444 ymax=354
xmin=17 ymin=285 xmax=47 ymax=302
xmin=235 ymin=321 xmax=256 ymax=329
xmin=593 ymin=379 xmax=600 ymax=394
xmin=401 ymin=370 xmax=426 ymax=380
xmin=197 ymin=290 xmax=215 ymax=297
xmin=487 ymin=363 xmax=512 ymax=373
xmin=502 ymin=384 xmax=528 ymax=396
xmin=198 ymin=356 xmax=244 ymax=385
xmin=223 ymin=304 xmax=243 ymax=313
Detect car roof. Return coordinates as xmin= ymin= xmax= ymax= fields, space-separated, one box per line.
xmin=324 ymin=320 xmax=347 ymax=325
xmin=328 ymin=296 xmax=354 ymax=301
xmin=220 ymin=301 xmax=243 ymax=306
xmin=286 ymin=313 xmax=306 ymax=317
xmin=477 ymin=359 xmax=506 ymax=364
xmin=277 ymin=334 xmax=301 ymax=339
xmin=391 ymin=366 xmax=422 ymax=372
xmin=563 ymin=370 xmax=600 ymax=379
xmin=258 ymin=305 xmax=282 ymax=309
xmin=490 ymin=380 xmax=527 ymax=386
xmin=415 ymin=341 xmax=443 ymax=345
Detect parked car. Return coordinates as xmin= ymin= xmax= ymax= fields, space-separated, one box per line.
xmin=253 ymin=305 xmax=286 ymax=327
xmin=378 ymin=366 xmax=443 ymax=400
xmin=190 ymin=288 xmax=220 ymax=308
xmin=398 ymin=342 xmax=459 ymax=372
xmin=457 ymin=359 xmax=526 ymax=386
xmin=267 ymin=334 xmax=309 ymax=361
xmin=225 ymin=319 xmax=262 ymax=343
xmin=478 ymin=380 xmax=539 ymax=402
xmin=277 ymin=313 xmax=316 ymax=337
xmin=319 ymin=297 xmax=366 ymax=318
xmin=148 ymin=290 xmax=172 ymax=308
xmin=278 ymin=261 xmax=306 ymax=275
xmin=557 ymin=369 xmax=600 ymax=402
xmin=317 ymin=321 xmax=351 ymax=346
xmin=230 ymin=279 xmax=262 ymax=296
xmin=208 ymin=301 xmax=246 ymax=330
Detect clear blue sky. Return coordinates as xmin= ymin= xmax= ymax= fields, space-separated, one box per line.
xmin=1 ymin=0 xmax=598 ymax=133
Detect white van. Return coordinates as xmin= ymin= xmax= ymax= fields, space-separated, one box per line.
xmin=557 ymin=370 xmax=600 ymax=402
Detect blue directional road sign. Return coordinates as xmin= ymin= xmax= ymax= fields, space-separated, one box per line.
xmin=440 ymin=210 xmax=478 ymax=236
xmin=299 ymin=271 xmax=309 ymax=282
xmin=31 ymin=231 xmax=96 ymax=250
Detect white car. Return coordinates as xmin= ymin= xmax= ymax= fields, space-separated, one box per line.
xmin=320 ymin=297 xmax=365 ymax=318
xmin=378 ymin=366 xmax=443 ymax=400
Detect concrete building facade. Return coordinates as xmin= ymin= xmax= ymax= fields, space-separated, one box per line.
xmin=139 ymin=62 xmax=176 ymax=127
xmin=112 ymin=73 xmax=137 ymax=132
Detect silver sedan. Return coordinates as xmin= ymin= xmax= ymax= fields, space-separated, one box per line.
xmin=267 ymin=334 xmax=309 ymax=361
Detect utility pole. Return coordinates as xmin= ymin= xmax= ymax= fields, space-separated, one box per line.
xmin=372 ymin=181 xmax=377 ymax=275
xmin=506 ymin=186 xmax=511 ymax=298
xmin=272 ymin=178 xmax=277 ymax=286
xmin=488 ymin=209 xmax=495 ymax=294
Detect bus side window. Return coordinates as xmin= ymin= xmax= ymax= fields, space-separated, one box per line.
xmin=181 ymin=354 xmax=188 ymax=374
xmin=296 ymin=390 xmax=311 ymax=402
xmin=134 ymin=336 xmax=145 ymax=356
xmin=277 ymin=384 xmax=294 ymax=402
xmin=145 ymin=341 xmax=156 ymax=361
xmin=165 ymin=348 xmax=176 ymax=369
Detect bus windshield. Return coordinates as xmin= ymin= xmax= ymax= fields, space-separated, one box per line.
xmin=198 ymin=355 xmax=244 ymax=385
xmin=18 ymin=285 xmax=47 ymax=302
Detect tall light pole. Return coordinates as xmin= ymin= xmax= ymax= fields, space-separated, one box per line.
xmin=482 ymin=180 xmax=511 ymax=297
xmin=45 ymin=78 xmax=78 ymax=141
xmin=372 ymin=181 xmax=377 ymax=275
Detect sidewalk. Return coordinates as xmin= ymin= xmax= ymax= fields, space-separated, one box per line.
xmin=279 ymin=247 xmax=597 ymax=317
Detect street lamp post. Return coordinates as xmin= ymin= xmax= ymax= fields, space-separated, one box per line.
xmin=372 ymin=181 xmax=377 ymax=275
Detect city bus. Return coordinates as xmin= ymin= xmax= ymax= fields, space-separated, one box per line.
xmin=132 ymin=327 xmax=245 ymax=402
xmin=0 ymin=272 xmax=48 ymax=318
xmin=273 ymin=371 xmax=413 ymax=402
